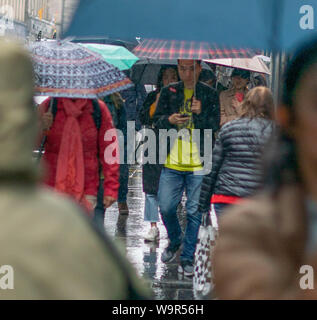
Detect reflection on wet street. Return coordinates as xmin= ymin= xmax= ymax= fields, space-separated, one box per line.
xmin=104 ymin=165 xmax=195 ymax=300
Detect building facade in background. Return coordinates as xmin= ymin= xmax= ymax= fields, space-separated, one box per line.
xmin=49 ymin=0 xmax=79 ymax=37
xmin=0 ymin=0 xmax=79 ymax=40
xmin=0 ymin=0 xmax=28 ymax=38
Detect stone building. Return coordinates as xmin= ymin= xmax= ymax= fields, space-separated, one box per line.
xmin=50 ymin=0 xmax=79 ymax=37
xmin=0 ymin=0 xmax=79 ymax=40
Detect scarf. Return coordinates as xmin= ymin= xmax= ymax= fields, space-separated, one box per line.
xmin=54 ymin=98 xmax=92 ymax=212
xmin=235 ymin=92 xmax=245 ymax=103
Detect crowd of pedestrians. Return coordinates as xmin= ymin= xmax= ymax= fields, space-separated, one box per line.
xmin=3 ymin=28 xmax=317 ymax=300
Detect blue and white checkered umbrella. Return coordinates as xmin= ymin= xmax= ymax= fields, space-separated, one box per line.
xmin=30 ymin=40 xmax=133 ymax=99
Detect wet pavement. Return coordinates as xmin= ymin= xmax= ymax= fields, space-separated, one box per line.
xmin=103 ymin=165 xmax=197 ymax=300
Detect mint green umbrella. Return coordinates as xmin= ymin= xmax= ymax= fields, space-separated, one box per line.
xmin=79 ymin=43 xmax=139 ymax=70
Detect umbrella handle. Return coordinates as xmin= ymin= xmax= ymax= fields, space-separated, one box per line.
xmin=36 ymin=98 xmax=54 ymax=164
xmin=36 ymin=135 xmax=47 ymax=164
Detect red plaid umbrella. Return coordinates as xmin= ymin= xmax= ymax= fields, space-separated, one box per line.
xmin=133 ymin=39 xmax=256 ymax=60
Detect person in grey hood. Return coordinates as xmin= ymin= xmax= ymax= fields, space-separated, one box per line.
xmin=0 ymin=39 xmax=149 ymax=300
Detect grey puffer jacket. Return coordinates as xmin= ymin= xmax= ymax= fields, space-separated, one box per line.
xmin=198 ymin=117 xmax=274 ymax=212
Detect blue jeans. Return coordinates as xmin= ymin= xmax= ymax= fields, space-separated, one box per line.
xmin=158 ymin=167 xmax=203 ymax=263
xmin=144 ymin=193 xmax=160 ymax=222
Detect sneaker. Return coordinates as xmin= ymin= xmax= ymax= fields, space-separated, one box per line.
xmin=118 ymin=202 xmax=129 ymax=215
xmin=144 ymin=226 xmax=159 ymax=242
xmin=161 ymin=244 xmax=180 ymax=263
xmin=178 ymin=260 xmax=194 ymax=277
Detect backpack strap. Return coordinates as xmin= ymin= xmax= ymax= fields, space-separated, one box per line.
xmin=91 ymin=99 xmax=102 ymax=130
xmin=51 ymin=98 xmax=58 ymax=119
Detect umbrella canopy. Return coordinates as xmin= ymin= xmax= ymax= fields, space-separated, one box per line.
xmin=131 ymin=58 xmax=213 ymax=85
xmin=78 ymin=43 xmax=139 ymax=70
xmin=34 ymin=96 xmax=49 ymax=106
xmin=205 ymin=56 xmax=271 ymax=75
xmin=64 ymin=0 xmax=317 ymax=51
xmin=133 ymin=39 xmax=256 ymax=60
xmin=30 ymin=40 xmax=133 ymax=99
xmin=71 ymin=37 xmax=139 ymax=52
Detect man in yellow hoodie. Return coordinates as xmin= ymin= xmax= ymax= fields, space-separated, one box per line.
xmin=153 ymin=59 xmax=220 ymax=276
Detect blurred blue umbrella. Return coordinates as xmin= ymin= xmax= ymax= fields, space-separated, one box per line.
xmin=30 ymin=40 xmax=132 ymax=99
xmin=64 ymin=0 xmax=317 ymax=51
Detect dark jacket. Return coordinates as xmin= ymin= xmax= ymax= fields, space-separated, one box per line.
xmin=139 ymin=90 xmax=157 ymax=126
xmin=199 ymin=117 xmax=273 ymax=212
xmin=139 ymin=90 xmax=162 ymax=195
xmin=103 ymin=94 xmax=128 ymax=163
xmin=121 ymin=84 xmax=147 ymax=131
xmin=153 ymin=81 xmax=220 ymax=161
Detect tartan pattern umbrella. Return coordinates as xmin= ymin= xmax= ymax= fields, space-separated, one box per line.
xmin=30 ymin=40 xmax=133 ymax=99
xmin=133 ymin=39 xmax=256 ymax=60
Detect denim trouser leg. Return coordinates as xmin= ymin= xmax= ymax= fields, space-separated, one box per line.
xmin=93 ymin=179 xmax=105 ymax=228
xmin=158 ymin=168 xmax=185 ymax=249
xmin=118 ymin=163 xmax=129 ymax=203
xmin=144 ymin=193 xmax=160 ymax=222
xmin=180 ymin=172 xmax=204 ymax=262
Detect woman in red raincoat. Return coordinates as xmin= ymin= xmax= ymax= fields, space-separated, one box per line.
xmin=39 ymin=97 xmax=120 ymax=215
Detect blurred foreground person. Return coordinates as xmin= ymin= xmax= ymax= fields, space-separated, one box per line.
xmin=0 ymin=40 xmax=148 ymax=299
xmin=213 ymin=38 xmax=317 ymax=300
xmin=199 ymin=87 xmax=274 ymax=217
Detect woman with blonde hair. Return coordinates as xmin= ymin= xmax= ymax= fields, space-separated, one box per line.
xmin=198 ymin=86 xmax=274 ymax=217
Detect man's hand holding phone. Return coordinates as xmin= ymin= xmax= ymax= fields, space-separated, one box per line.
xmin=168 ymin=113 xmax=190 ymax=125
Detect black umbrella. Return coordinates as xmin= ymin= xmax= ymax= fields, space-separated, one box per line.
xmin=131 ymin=58 xmax=213 ymax=85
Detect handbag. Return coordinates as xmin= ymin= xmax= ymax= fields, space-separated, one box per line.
xmin=193 ymin=210 xmax=218 ymax=298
